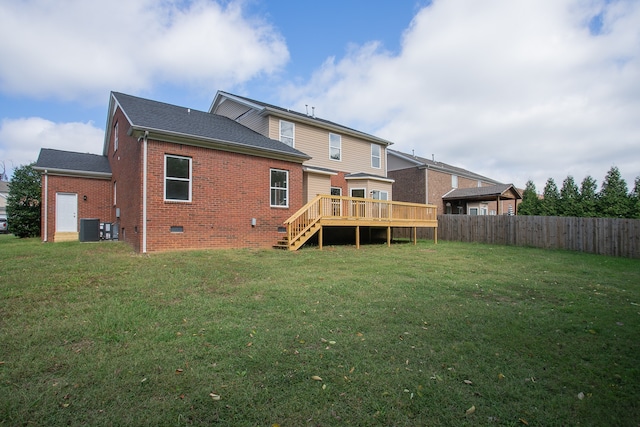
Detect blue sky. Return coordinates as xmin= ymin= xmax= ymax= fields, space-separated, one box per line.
xmin=0 ymin=0 xmax=638 ymax=192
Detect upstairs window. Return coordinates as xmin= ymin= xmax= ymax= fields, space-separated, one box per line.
xmin=113 ymin=122 xmax=119 ymax=152
xmin=452 ymin=174 xmax=458 ymax=188
xmin=329 ymin=133 xmax=341 ymax=161
xmin=279 ymin=120 xmax=294 ymax=147
xmin=165 ymin=155 xmax=191 ymax=202
xmin=371 ymin=144 xmax=381 ymax=168
xmin=270 ymin=169 xmax=288 ymax=207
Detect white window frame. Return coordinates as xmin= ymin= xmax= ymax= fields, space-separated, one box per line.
xmin=452 ymin=174 xmax=458 ymax=188
xmin=371 ymin=144 xmax=381 ymax=169
xmin=371 ymin=190 xmax=388 ymax=200
xmin=113 ymin=181 xmax=117 ymax=206
xmin=270 ymin=169 xmax=289 ymax=208
xmin=114 ymin=121 xmax=118 ymax=152
xmin=279 ymin=120 xmax=295 ymax=147
xmin=330 ymin=187 xmax=342 ymax=196
xmin=329 ymin=133 xmax=342 ymax=161
xmin=164 ymin=154 xmax=192 ymax=202
xmin=469 ymin=207 xmax=478 ymax=215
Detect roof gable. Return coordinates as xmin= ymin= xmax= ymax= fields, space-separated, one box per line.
xmin=443 ymin=184 xmax=522 ymax=200
xmin=108 ymin=92 xmax=310 ymax=162
xmin=210 ymin=91 xmax=393 ymax=146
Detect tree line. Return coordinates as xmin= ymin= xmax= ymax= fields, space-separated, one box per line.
xmin=519 ymin=166 xmax=640 ymax=218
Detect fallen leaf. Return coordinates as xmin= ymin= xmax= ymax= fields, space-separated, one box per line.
xmin=578 ymin=392 xmax=585 ymax=400
xmin=322 ymin=384 xmax=327 ymax=390
xmin=311 ymin=375 xmax=322 ymax=381
xmin=175 ymin=368 xmax=184 ymax=374
xmin=498 ymin=373 xmax=505 ymax=380
xmin=209 ymin=393 xmax=221 ymax=400
xmin=246 ymin=342 xmax=252 ymax=347
xmin=463 ymin=380 xmax=473 ymax=385
xmin=519 ymin=418 xmax=529 ymax=425
xmin=465 ymin=405 xmax=476 ymax=415
xmin=329 ymin=341 xmax=336 ymax=345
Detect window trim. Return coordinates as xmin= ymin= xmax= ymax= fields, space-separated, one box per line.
xmin=371 ymin=144 xmax=381 ymax=169
xmin=350 ymin=188 xmax=366 ymax=198
xmin=113 ymin=121 xmax=119 ymax=152
xmin=329 ymin=133 xmax=342 ymax=161
xmin=279 ymin=120 xmax=295 ymax=147
xmin=164 ymin=154 xmax=192 ymax=202
xmin=371 ymin=190 xmax=388 ymax=200
xmin=270 ymin=168 xmax=289 ymax=208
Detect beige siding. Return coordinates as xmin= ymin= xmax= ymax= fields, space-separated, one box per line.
xmin=216 ymin=99 xmax=269 ymax=136
xmin=304 ymin=173 xmax=331 ymax=203
xmin=215 ymin=99 xmax=250 ymax=120
xmin=268 ymin=116 xmax=386 ymax=175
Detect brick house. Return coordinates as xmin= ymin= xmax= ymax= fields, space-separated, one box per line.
xmin=34 ymin=91 xmax=406 ymax=252
xmin=388 ymin=149 xmax=521 ymax=215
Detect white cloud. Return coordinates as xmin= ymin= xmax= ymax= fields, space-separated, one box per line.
xmin=0 ymin=0 xmax=288 ymax=103
xmin=0 ymin=118 xmax=104 ymax=175
xmin=281 ymin=0 xmax=640 ymax=190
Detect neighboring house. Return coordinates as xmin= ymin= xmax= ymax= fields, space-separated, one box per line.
xmin=0 ymin=181 xmax=8 ymax=218
xmin=388 ymin=149 xmax=521 ymax=215
xmin=33 ymin=91 xmax=411 ymax=252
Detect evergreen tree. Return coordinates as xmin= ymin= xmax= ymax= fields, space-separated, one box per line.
xmin=559 ymin=175 xmax=582 ymax=217
xmin=598 ymin=166 xmax=631 ymax=218
xmin=541 ymin=178 xmax=560 ymax=216
xmin=517 ymin=180 xmax=541 ymax=215
xmin=579 ymin=176 xmax=598 ymax=217
xmin=6 ymin=163 xmax=41 ymax=238
xmin=630 ymin=176 xmax=640 ymax=219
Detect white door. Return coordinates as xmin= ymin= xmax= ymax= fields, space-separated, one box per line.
xmin=56 ymin=193 xmax=78 ymax=232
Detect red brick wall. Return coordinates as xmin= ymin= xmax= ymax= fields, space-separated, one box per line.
xmin=109 ymin=108 xmax=143 ymax=252
xmin=330 ymin=172 xmax=347 ymax=195
xmin=139 ymin=140 xmax=303 ymax=252
xmin=388 ymin=168 xmax=425 ymax=203
xmin=41 ymin=175 xmax=112 ymax=242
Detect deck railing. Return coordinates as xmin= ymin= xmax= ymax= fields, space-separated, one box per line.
xmin=283 ymin=195 xmax=438 ymax=248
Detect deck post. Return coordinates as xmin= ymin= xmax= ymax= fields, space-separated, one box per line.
xmin=413 ymin=227 xmax=417 ymax=245
xmin=319 ymin=225 xmax=323 ymax=250
xmin=387 ymin=226 xmax=391 ymax=247
xmin=356 ymin=226 xmax=360 ymax=249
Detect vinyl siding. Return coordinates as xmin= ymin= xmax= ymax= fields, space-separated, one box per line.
xmin=215 ymin=99 xmax=269 ymax=136
xmin=304 ymin=172 xmax=331 ymax=203
xmin=268 ymin=116 xmax=386 ymax=175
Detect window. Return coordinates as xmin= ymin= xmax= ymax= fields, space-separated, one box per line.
xmin=469 ymin=207 xmax=478 ymax=215
xmin=452 ymin=174 xmax=458 ymax=188
xmin=280 ymin=120 xmax=294 ymax=147
xmin=270 ymin=169 xmax=288 ymax=207
xmin=113 ymin=181 xmax=117 ymax=206
xmin=113 ymin=122 xmax=118 ymax=152
xmin=371 ymin=144 xmax=381 ymax=168
xmin=371 ymin=190 xmax=388 ymax=200
xmin=330 ymin=187 xmax=342 ymax=196
xmin=329 ymin=133 xmax=341 ymax=161
xmin=165 ymin=155 xmax=191 ymax=201
xmin=350 ymin=188 xmax=365 ymax=198
xmin=477 ymin=180 xmax=482 ymax=187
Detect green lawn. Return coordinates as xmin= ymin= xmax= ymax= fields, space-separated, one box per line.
xmin=1 ymin=236 xmax=639 ymax=426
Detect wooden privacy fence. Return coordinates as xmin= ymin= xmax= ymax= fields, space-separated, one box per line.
xmin=394 ymin=215 xmax=640 ymax=259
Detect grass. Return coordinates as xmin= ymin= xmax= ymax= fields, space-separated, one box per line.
xmin=0 ymin=235 xmax=639 ymax=426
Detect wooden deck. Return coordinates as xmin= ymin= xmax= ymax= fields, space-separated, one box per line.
xmin=276 ymin=195 xmax=438 ymax=250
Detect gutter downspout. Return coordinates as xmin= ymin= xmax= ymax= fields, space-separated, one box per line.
xmin=43 ymin=171 xmax=48 ymax=242
xmin=142 ymin=130 xmax=148 ymax=253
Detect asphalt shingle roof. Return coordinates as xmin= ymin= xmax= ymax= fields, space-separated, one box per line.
xmin=443 ymin=184 xmax=521 ymax=200
xmin=113 ymin=92 xmax=309 ymax=160
xmin=35 ymin=149 xmax=111 ymax=175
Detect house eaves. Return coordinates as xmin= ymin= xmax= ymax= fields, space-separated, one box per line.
xmin=345 ymin=172 xmax=395 ymax=184
xmin=212 ymin=91 xmax=394 ymax=147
